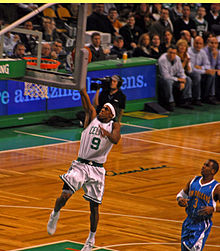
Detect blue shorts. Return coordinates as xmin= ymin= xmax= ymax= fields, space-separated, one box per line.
xmin=181 ymin=216 xmax=212 ymax=251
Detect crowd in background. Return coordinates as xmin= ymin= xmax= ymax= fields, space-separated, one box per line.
xmin=0 ymin=3 xmax=220 ymax=110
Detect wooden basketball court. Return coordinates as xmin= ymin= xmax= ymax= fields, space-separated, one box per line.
xmin=0 ymin=117 xmax=219 ymax=251
xmin=1 ymin=3 xmax=219 ymax=250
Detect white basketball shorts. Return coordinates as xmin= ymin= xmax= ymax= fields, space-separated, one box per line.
xmin=60 ymin=160 xmax=106 ymax=204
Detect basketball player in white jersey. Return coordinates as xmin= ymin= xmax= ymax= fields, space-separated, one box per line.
xmin=47 ymin=87 xmax=121 ymax=251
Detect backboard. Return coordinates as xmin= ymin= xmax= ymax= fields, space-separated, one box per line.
xmin=0 ymin=3 xmax=89 ymax=91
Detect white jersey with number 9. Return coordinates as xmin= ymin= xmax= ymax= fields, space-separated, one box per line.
xmin=78 ymin=117 xmax=114 ymax=164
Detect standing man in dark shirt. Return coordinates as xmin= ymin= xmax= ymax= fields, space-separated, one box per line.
xmin=205 ymin=3 xmax=220 ymax=36
xmin=119 ymin=14 xmax=142 ymax=51
xmin=173 ymin=4 xmax=197 ymax=41
xmin=149 ymin=7 xmax=173 ymax=43
xmin=20 ymin=20 xmax=37 ymax=54
xmin=89 ymin=32 xmax=110 ymax=62
xmin=87 ymin=3 xmax=116 ymax=37
xmin=93 ymin=75 xmax=126 ymax=123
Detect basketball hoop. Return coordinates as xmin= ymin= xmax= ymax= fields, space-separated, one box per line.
xmin=23 ymin=57 xmax=61 ymax=70
xmin=23 ymin=57 xmax=60 ymax=99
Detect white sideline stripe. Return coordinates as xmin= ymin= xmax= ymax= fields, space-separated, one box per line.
xmin=9 ymin=239 xmax=119 ymax=251
xmin=14 ymin=130 xmax=73 ymax=142
xmin=0 ymin=141 xmax=75 ymax=154
xmin=123 ymin=135 xmax=220 ymax=156
xmin=10 ymin=240 xmax=220 ymax=251
xmin=10 ymin=240 xmax=73 ymax=251
xmin=122 ymin=120 xmax=220 ymax=136
xmin=121 ymin=122 xmax=156 ymax=130
xmin=0 ymin=204 xmax=219 ymax=229
xmin=158 ymin=120 xmax=220 ymax=132
xmin=93 ymin=242 xmax=220 ymax=250
xmin=0 ymin=120 xmax=219 ymax=154
xmin=93 ymin=242 xmax=181 ymax=250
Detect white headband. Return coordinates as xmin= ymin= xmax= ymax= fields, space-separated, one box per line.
xmin=104 ymin=103 xmax=116 ymax=118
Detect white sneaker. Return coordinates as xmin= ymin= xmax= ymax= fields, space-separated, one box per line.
xmin=81 ymin=239 xmax=94 ymax=251
xmin=47 ymin=211 xmax=60 ymax=235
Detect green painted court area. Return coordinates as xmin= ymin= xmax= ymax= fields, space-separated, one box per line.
xmin=0 ymin=103 xmax=220 ymax=152
xmin=15 ymin=240 xmax=115 ymax=251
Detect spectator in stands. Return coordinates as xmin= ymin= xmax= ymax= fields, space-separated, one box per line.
xmin=87 ymin=3 xmax=116 ymax=37
xmin=141 ymin=12 xmax=154 ymax=33
xmin=188 ymin=3 xmax=200 ymax=18
xmin=41 ymin=43 xmax=52 ymax=58
xmin=158 ymin=44 xmax=193 ymax=111
xmin=169 ymin=3 xmax=183 ymax=24
xmin=119 ymin=14 xmax=142 ymax=51
xmin=203 ymin=31 xmax=215 ymax=47
xmin=11 ymin=42 xmax=26 ymax=59
xmin=205 ymin=3 xmax=220 ymax=36
xmin=51 ymin=39 xmax=69 ymax=70
xmin=104 ymin=3 xmax=116 ymax=16
xmin=176 ymin=39 xmax=192 ymax=76
xmin=180 ymin=30 xmax=193 ymax=47
xmin=149 ymin=7 xmax=173 ymax=43
xmin=133 ymin=33 xmax=151 ymax=57
xmin=149 ymin=34 xmax=163 ymax=59
xmin=150 ymin=3 xmax=162 ymax=21
xmin=3 ymin=24 xmax=20 ymax=57
xmin=107 ymin=7 xmax=123 ymax=33
xmin=173 ymin=4 xmax=197 ymax=41
xmin=40 ymin=17 xmax=60 ymax=42
xmin=110 ymin=35 xmax=127 ymax=59
xmin=160 ymin=30 xmax=176 ymax=53
xmin=203 ymin=36 xmax=220 ymax=101
xmin=134 ymin=3 xmax=150 ymax=32
xmin=188 ymin=36 xmax=217 ymax=105
xmin=89 ymin=32 xmax=110 ymax=62
xmin=20 ymin=20 xmax=37 ymax=54
xmin=194 ymin=6 xmax=208 ymax=37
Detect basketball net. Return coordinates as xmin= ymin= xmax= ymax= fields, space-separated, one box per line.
xmin=23 ymin=57 xmax=61 ymax=99
xmin=24 ymin=82 xmax=48 ymax=98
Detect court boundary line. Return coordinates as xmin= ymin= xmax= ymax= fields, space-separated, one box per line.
xmin=4 ymin=204 xmax=220 ymax=250
xmin=10 ymin=239 xmax=116 ymax=251
xmin=14 ymin=130 xmax=73 ymax=142
xmin=10 ymin=239 xmax=220 ymax=251
xmin=93 ymin=242 xmax=220 ymax=250
xmin=123 ymin=135 xmax=220 ymax=156
xmin=0 ymin=204 xmax=219 ymax=229
xmin=0 ymin=141 xmax=74 ymax=154
xmin=0 ymin=120 xmax=219 ymax=154
xmin=121 ymin=122 xmax=156 ymax=130
xmin=10 ymin=239 xmax=75 ymax=251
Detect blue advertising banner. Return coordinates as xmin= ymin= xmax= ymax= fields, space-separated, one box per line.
xmin=0 ymin=64 xmax=156 ymax=116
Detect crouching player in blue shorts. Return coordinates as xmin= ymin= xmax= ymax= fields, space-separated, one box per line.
xmin=177 ymin=159 xmax=220 ymax=251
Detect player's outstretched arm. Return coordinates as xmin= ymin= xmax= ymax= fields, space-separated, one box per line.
xmin=80 ymin=88 xmax=96 ymax=121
